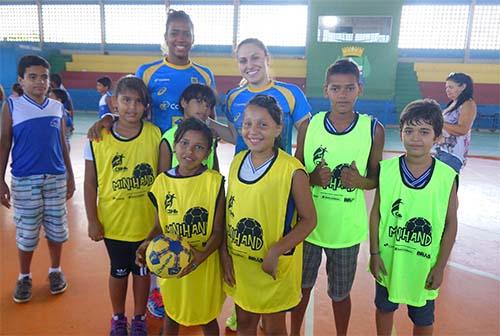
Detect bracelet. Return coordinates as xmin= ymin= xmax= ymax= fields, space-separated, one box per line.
xmin=370 ymin=251 xmax=380 ymax=256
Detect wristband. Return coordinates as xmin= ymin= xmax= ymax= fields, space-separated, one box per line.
xmin=370 ymin=251 xmax=380 ymax=256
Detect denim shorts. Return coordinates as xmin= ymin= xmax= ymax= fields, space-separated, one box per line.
xmin=435 ymin=149 xmax=463 ymax=173
xmin=375 ymin=282 xmax=435 ymax=327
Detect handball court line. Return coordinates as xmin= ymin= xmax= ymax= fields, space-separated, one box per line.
xmin=304 ymin=287 xmax=315 ymax=336
xmin=447 ymin=261 xmax=500 ymax=282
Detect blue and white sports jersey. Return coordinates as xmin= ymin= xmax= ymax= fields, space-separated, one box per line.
xmin=136 ymin=58 xmax=216 ymax=133
xmin=8 ymin=95 xmax=66 ymax=177
xmin=98 ymin=91 xmax=112 ymax=118
xmin=225 ymin=80 xmax=311 ymax=154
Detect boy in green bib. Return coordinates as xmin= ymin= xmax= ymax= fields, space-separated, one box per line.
xmin=292 ymin=59 xmax=385 ymax=335
xmin=161 ymin=83 xmax=219 ymax=171
xmin=369 ymin=99 xmax=458 ymax=335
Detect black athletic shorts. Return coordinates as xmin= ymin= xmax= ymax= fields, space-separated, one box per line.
xmin=104 ymin=238 xmax=148 ymax=278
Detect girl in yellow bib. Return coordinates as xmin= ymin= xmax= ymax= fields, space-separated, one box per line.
xmin=84 ymin=76 xmax=168 ymax=335
xmin=221 ymin=95 xmax=316 ymax=335
xmin=136 ymin=118 xmax=225 ymax=336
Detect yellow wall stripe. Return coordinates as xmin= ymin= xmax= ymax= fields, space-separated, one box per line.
xmin=414 ymin=63 xmax=500 ymax=84
xmin=66 ymin=54 xmax=307 ymax=78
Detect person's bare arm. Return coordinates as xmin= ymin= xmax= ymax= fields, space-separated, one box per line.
xmin=87 ymin=115 xmax=114 ymax=141
xmin=84 ymin=159 xmax=104 ymax=241
xmin=0 ymin=103 xmax=13 ymax=208
xmin=443 ymin=100 xmax=477 ymax=136
xmin=60 ymin=117 xmax=75 ymax=200
xmin=158 ymin=140 xmax=171 ymax=174
xmin=207 ymin=118 xmax=237 ymax=144
xmin=294 ymin=118 xmax=309 ymax=163
xmin=212 ymin=144 xmax=220 ymax=172
xmin=369 ymin=188 xmax=387 ymax=281
xmin=426 ymin=180 xmax=458 ymax=289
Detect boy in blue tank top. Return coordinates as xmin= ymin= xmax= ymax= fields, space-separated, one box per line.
xmin=0 ymin=55 xmax=75 ymax=304
xmin=292 ymin=59 xmax=385 ymax=335
xmin=96 ymin=76 xmax=113 ymax=118
xmin=369 ymin=99 xmax=458 ymax=335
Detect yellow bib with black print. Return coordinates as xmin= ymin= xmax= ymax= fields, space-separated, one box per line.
xmin=225 ymin=149 xmax=305 ymax=313
xmin=149 ymin=169 xmax=225 ymax=326
xmin=91 ymin=121 xmax=160 ymax=242
xmin=304 ymin=112 xmax=372 ymax=248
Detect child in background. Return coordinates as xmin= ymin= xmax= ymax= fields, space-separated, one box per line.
xmin=97 ymin=76 xmax=114 ymax=118
xmin=136 ymin=118 xmax=226 ymax=335
xmin=49 ymin=88 xmax=73 ymax=152
xmin=162 ymin=83 xmax=219 ymax=170
xmin=50 ymin=73 xmax=74 ymax=129
xmin=84 ymin=76 xmax=168 ymax=336
xmin=221 ymin=94 xmax=316 ymax=335
xmin=0 ymin=55 xmax=75 ymax=303
xmin=10 ymin=83 xmax=24 ymax=98
xmin=369 ymin=99 xmax=458 ymax=335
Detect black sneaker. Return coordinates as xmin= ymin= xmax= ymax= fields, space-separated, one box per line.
xmin=48 ymin=271 xmax=68 ymax=294
xmin=13 ymin=277 xmax=32 ymax=303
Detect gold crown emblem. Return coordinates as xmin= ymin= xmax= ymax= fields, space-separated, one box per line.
xmin=342 ymin=46 xmax=364 ymax=57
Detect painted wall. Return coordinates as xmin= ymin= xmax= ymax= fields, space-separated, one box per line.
xmin=1 ymin=41 xmax=498 ymax=129
xmin=306 ymin=0 xmax=403 ymax=102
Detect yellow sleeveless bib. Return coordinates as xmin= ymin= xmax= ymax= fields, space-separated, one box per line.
xmin=91 ymin=121 xmax=160 ymax=241
xmin=150 ymin=169 xmax=225 ymax=325
xmin=225 ymin=150 xmax=305 ymax=313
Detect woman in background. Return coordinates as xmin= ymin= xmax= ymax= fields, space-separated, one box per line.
xmin=435 ymin=72 xmax=477 ymax=173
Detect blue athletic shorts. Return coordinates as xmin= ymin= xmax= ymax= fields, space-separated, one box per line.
xmin=375 ymin=282 xmax=435 ymax=327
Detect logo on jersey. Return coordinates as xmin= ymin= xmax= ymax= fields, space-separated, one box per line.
xmin=190 ymin=77 xmax=199 ymax=84
xmin=389 ymin=217 xmax=432 ymax=247
xmin=111 ymin=153 xmax=128 ymax=172
xmin=228 ymin=195 xmax=235 ymax=217
xmin=50 ymin=118 xmax=60 ymax=128
xmin=160 ymin=101 xmax=180 ymax=111
xmin=323 ymin=163 xmax=355 ymax=192
xmin=391 ymin=199 xmax=403 ymax=218
xmin=313 ymin=146 xmax=328 ymax=165
xmin=164 ymin=207 xmax=208 ymax=238
xmin=164 ymin=192 xmax=178 ymax=214
xmin=232 ymin=113 xmax=241 ymax=124
xmin=112 ymin=163 xmax=154 ymax=191
xmin=228 ymin=217 xmax=263 ymax=251
xmin=157 ymin=87 xmax=167 ymax=96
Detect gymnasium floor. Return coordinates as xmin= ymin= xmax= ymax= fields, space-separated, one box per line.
xmin=0 ymin=112 xmax=499 ymax=335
